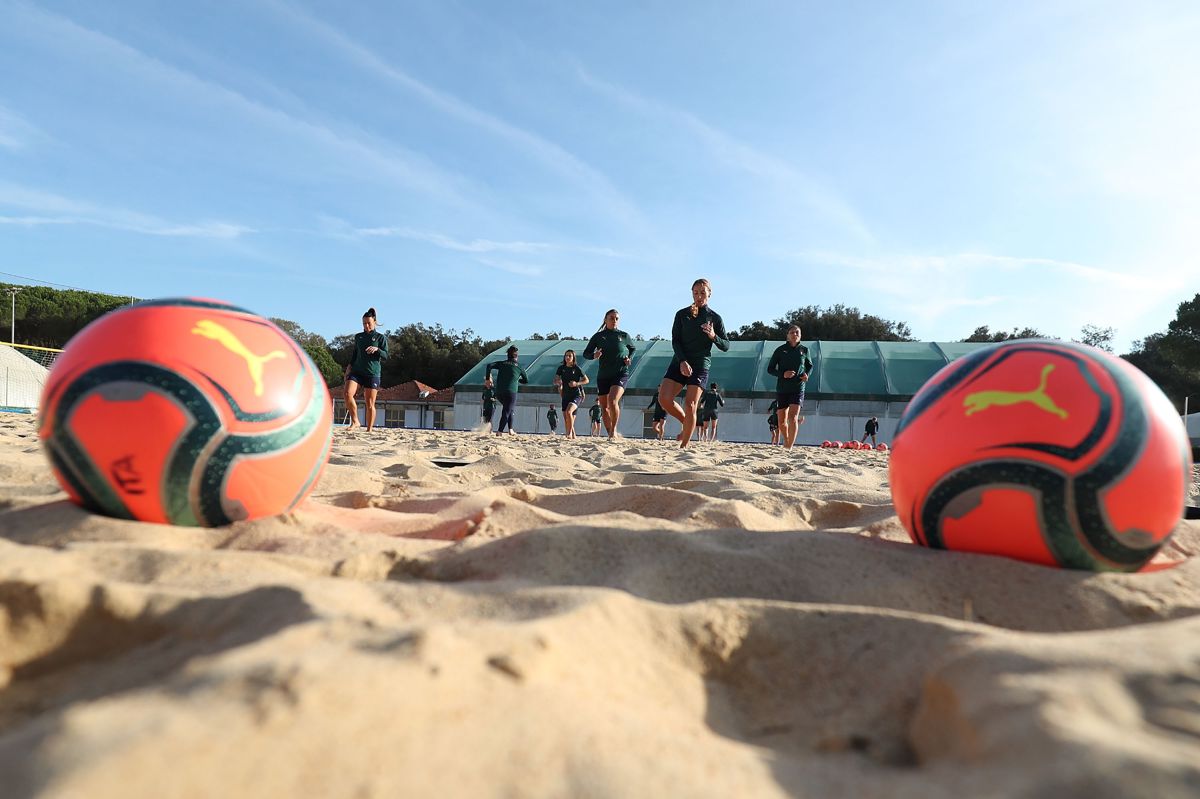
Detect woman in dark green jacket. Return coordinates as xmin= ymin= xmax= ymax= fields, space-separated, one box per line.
xmin=656 ymin=279 xmax=729 ymax=448
xmin=485 ymin=345 xmax=529 ymax=435
xmin=583 ymin=309 xmax=636 ymax=439
xmin=766 ymin=325 xmax=814 ymax=449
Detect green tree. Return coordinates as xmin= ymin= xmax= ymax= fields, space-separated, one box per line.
xmin=1123 ymin=293 xmax=1200 ymax=413
xmin=961 ymin=325 xmax=1048 ymax=343
xmin=1075 ymin=324 xmax=1115 ymax=352
xmin=1 ymin=283 xmax=135 ymax=347
xmin=269 ymin=317 xmax=343 ymax=388
xmin=730 ymin=304 xmax=913 ymax=341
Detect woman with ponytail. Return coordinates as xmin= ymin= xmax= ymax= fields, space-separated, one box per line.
xmin=583 ymin=309 xmax=636 ymax=438
xmin=657 ymin=279 xmax=729 ymax=448
xmin=344 ymin=307 xmax=388 ymax=431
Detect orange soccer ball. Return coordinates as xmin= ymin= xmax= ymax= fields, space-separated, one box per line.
xmin=39 ymin=298 xmax=333 ymax=526
xmin=889 ymin=340 xmax=1190 ymax=571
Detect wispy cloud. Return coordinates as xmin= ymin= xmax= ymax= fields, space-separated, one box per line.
xmin=262 ymin=0 xmax=650 ymax=233
xmin=0 ymin=104 xmax=40 ymax=150
xmin=0 ymin=182 xmax=255 ymax=239
xmin=356 ymin=227 xmax=553 ymax=254
xmin=775 ymin=248 xmax=1187 ymax=347
xmin=350 ymin=224 xmax=630 ymax=259
xmin=575 ymin=67 xmax=875 ymax=245
xmin=790 ymin=249 xmax=1145 ymax=290
xmin=474 ymin=257 xmax=544 ymax=277
xmin=8 ymin=3 xmax=477 ymax=209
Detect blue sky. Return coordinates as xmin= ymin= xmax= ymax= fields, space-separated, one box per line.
xmin=2 ymin=0 xmax=1197 ymax=353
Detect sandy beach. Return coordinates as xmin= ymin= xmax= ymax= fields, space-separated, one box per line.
xmin=2 ymin=412 xmax=1198 ymax=797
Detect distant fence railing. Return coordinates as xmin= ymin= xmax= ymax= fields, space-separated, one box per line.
xmin=1 ymin=342 xmax=62 ymax=411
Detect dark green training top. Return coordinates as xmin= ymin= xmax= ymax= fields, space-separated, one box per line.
xmin=767 ymin=342 xmax=813 ymax=392
xmin=547 ymin=407 xmax=558 ymax=424
xmin=583 ymin=329 xmax=636 ymax=379
xmin=556 ymin=364 xmax=586 ymax=391
xmin=481 ymin=387 xmax=496 ymax=412
xmin=485 ymin=359 xmax=529 ymax=395
xmin=700 ymin=388 xmax=725 ymax=413
xmin=350 ymin=330 xmax=389 ymax=377
xmin=671 ymin=305 xmax=729 ymax=372
xmin=589 ymin=403 xmax=603 ymax=422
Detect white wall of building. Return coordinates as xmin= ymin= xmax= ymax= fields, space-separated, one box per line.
xmin=453 ymin=392 xmax=901 ymax=446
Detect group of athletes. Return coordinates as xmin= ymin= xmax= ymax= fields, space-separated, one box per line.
xmin=341 ymin=279 xmax=817 ymax=449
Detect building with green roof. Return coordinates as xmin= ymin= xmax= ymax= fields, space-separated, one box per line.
xmin=454 ymin=338 xmax=994 ymax=444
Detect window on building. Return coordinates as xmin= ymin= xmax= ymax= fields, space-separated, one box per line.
xmin=433 ymin=408 xmax=447 ymax=430
xmin=385 ymin=406 xmax=405 ymax=428
xmin=642 ymin=411 xmax=656 ymax=439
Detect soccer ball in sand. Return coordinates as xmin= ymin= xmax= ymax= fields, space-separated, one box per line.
xmin=889 ymin=340 xmax=1190 ymax=571
xmin=39 ymin=298 xmax=333 ymax=526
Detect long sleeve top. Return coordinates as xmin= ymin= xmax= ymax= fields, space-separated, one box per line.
xmin=671 ymin=305 xmax=729 ymax=372
xmin=583 ymin=329 xmax=636 ymax=379
xmin=485 ymin=359 xmax=529 ymax=394
xmin=767 ymin=343 xmax=814 ymax=392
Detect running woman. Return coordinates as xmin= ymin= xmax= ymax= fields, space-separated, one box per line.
xmin=554 ymin=349 xmax=589 ymax=439
xmin=646 ymin=395 xmax=667 ymax=440
xmin=767 ymin=325 xmax=814 ymax=449
xmin=546 ymin=405 xmax=559 ymax=435
xmin=589 ymin=402 xmax=603 ymax=436
xmin=583 ymin=309 xmax=636 ymax=439
xmin=481 ymin=378 xmax=496 ymax=429
xmin=485 ymin=345 xmax=529 ymax=435
xmin=699 ymin=382 xmax=725 ymax=441
xmin=656 ymin=279 xmax=730 ymax=448
xmin=767 ymin=399 xmax=780 ymax=445
xmin=344 ymin=307 xmax=388 ymax=431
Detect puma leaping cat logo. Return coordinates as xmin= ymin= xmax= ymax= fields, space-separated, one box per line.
xmin=191 ymin=319 xmax=286 ymax=397
xmin=963 ymin=363 xmax=1069 ymax=419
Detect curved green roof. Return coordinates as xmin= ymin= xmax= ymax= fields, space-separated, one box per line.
xmin=456 ymin=339 xmax=994 ymax=400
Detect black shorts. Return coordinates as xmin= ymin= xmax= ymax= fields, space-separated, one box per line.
xmin=348 ymin=371 xmax=381 ymax=389
xmin=482 ymin=407 xmax=494 ymax=422
xmin=596 ymin=374 xmax=629 ymax=395
xmin=776 ymin=390 xmax=805 ymax=408
xmin=561 ymin=390 xmax=584 ymax=412
xmin=767 ymin=416 xmax=778 ymax=428
xmin=653 ymin=409 xmax=667 ymax=422
xmin=663 ymin=360 xmax=709 ymax=388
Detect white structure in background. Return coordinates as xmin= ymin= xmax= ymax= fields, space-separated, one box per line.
xmin=0 ymin=344 xmax=50 ymax=411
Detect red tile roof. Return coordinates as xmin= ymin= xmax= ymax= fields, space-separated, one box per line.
xmin=330 ymin=380 xmax=455 ymax=404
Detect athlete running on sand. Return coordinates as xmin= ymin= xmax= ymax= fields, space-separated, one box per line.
xmin=767 ymin=325 xmax=814 ymax=449
xmin=583 ymin=309 xmax=636 ymax=439
xmin=485 ymin=345 xmax=529 ymax=435
xmin=656 ymin=279 xmax=729 ymax=449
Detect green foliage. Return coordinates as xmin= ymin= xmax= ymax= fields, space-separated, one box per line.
xmin=268 ymin=317 xmax=344 ymax=388
xmin=1 ymin=283 xmax=135 ymax=348
xmin=961 ymin=325 xmax=1048 ymax=343
xmin=1075 ymin=324 xmax=1115 ymax=352
xmin=1123 ymin=293 xmax=1200 ymax=413
xmin=333 ymin=323 xmax=508 ymax=389
xmin=730 ymin=304 xmax=913 ymax=341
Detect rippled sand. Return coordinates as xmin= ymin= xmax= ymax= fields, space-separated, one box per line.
xmin=2 ymin=414 xmax=1198 ymax=797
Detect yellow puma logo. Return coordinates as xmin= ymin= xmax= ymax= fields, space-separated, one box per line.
xmin=963 ymin=363 xmax=1068 ymax=419
xmin=192 ymin=319 xmax=286 ymax=397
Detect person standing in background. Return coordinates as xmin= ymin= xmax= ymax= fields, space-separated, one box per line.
xmin=344 ymin=307 xmax=388 ymax=432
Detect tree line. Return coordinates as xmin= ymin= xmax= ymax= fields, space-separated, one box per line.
xmin=6 ymin=282 xmax=1197 ymax=413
